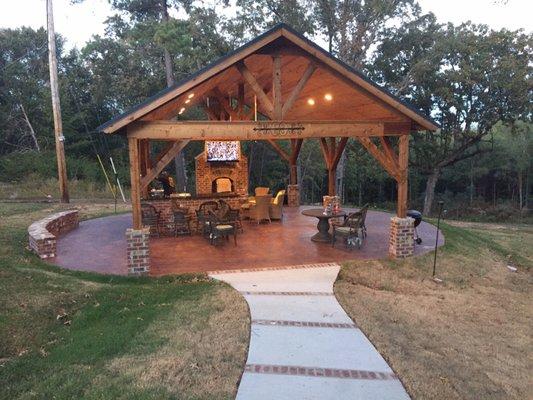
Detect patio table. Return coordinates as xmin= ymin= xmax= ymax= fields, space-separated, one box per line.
xmin=301 ymin=208 xmax=346 ymax=243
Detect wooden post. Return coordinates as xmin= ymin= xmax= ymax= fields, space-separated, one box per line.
xmin=46 ymin=0 xmax=69 ymax=203
xmin=397 ymin=134 xmax=409 ymax=217
xmin=139 ymin=139 xmax=150 ymax=199
xmin=128 ymin=136 xmax=142 ymax=229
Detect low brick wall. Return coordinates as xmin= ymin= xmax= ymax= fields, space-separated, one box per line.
xmin=287 ymin=184 xmax=300 ymax=207
xmin=146 ymin=196 xmax=247 ymax=235
xmin=388 ymin=216 xmax=415 ymax=258
xmin=28 ymin=210 xmax=79 ymax=259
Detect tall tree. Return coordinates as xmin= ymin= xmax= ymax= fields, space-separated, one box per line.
xmin=371 ymin=20 xmax=532 ymax=214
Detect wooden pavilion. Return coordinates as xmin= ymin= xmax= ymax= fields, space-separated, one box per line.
xmin=98 ymin=24 xmax=438 ymax=273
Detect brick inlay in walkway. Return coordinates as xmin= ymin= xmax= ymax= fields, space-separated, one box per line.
xmin=252 ymin=319 xmax=357 ymax=329
xmin=240 ymin=291 xmax=334 ymax=296
xmin=244 ymin=363 xmax=398 ymax=380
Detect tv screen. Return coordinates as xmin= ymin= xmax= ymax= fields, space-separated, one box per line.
xmin=206 ymin=141 xmax=240 ymax=162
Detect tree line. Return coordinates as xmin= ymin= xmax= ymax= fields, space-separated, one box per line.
xmin=0 ymin=0 xmax=531 ymax=218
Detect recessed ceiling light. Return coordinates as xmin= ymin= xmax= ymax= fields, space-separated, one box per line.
xmin=179 ymin=107 xmax=186 ymax=114
xmin=185 ymin=99 xmax=191 ymax=104
xmin=307 ymin=98 xmax=315 ymax=106
xmin=324 ymin=93 xmax=333 ymax=101
xmin=187 ymin=93 xmax=194 ymax=99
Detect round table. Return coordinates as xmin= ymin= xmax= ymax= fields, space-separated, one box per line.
xmin=301 ymin=208 xmax=346 ymax=243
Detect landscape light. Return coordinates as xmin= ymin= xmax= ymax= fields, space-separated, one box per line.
xmin=324 ymin=93 xmax=333 ymax=101
xmin=307 ymin=98 xmax=315 ymax=106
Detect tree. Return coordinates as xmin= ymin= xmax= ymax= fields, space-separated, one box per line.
xmin=371 ymin=20 xmax=532 ymax=214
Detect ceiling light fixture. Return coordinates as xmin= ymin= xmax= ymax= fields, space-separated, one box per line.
xmin=179 ymin=107 xmax=186 ymax=114
xmin=187 ymin=93 xmax=195 ymax=99
xmin=307 ymin=98 xmax=315 ymax=106
xmin=324 ymin=93 xmax=333 ymax=101
xmin=185 ymin=99 xmax=191 ymax=104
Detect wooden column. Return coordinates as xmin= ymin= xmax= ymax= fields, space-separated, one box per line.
xmin=397 ymin=134 xmax=409 ymax=217
xmin=139 ymin=139 xmax=150 ymax=199
xmin=272 ymin=53 xmax=282 ymax=119
xmin=289 ymin=139 xmax=303 ymax=184
xmin=128 ymin=136 xmax=142 ymax=229
xmin=319 ymin=137 xmax=348 ymax=196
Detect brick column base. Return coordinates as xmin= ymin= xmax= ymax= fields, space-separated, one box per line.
xmin=287 ymin=184 xmax=300 ymax=207
xmin=126 ymin=227 xmax=151 ymax=275
xmin=389 ymin=217 xmax=415 ymax=258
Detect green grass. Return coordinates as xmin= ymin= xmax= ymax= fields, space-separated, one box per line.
xmin=0 ymin=202 xmax=249 ymax=400
xmin=335 ymin=219 xmax=532 ymax=399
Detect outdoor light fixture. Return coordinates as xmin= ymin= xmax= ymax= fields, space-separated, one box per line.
xmin=179 ymin=107 xmax=186 ymax=114
xmin=307 ymin=98 xmax=315 ymax=106
xmin=188 ymin=93 xmax=195 ymax=99
xmin=324 ymin=93 xmax=333 ymax=101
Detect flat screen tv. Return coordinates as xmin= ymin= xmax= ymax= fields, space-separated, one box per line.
xmin=206 ymin=141 xmax=240 ymax=162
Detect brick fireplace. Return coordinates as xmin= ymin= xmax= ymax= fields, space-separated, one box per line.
xmin=195 ymin=151 xmax=249 ymax=196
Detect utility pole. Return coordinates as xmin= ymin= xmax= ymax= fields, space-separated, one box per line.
xmin=46 ymin=0 xmax=69 ymax=203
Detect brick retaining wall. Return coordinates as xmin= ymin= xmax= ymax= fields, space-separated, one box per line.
xmin=28 ymin=210 xmax=79 ymax=259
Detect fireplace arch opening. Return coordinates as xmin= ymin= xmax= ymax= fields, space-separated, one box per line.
xmin=212 ymin=177 xmax=234 ymax=194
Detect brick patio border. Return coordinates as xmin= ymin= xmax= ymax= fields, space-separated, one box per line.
xmin=207 ymin=262 xmax=340 ymax=275
xmin=244 ymin=364 xmax=398 ymax=380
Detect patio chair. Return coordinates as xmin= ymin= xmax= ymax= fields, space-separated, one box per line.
xmin=207 ymin=210 xmax=237 ymax=246
xmin=331 ymin=212 xmax=365 ymax=249
xmin=269 ymin=189 xmax=286 ymax=220
xmin=255 ymin=187 xmax=270 ymax=196
xmin=173 ymin=207 xmax=191 ymax=237
xmin=196 ymin=201 xmax=219 ymax=236
xmin=141 ymin=203 xmax=161 ymax=237
xmin=218 ymin=200 xmax=244 ymax=232
xmin=248 ymin=194 xmax=272 ymax=224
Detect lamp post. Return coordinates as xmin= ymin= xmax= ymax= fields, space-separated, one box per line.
xmin=432 ymin=201 xmax=444 ymax=280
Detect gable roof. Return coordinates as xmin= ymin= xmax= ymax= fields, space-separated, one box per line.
xmin=97 ymin=23 xmax=438 ymax=133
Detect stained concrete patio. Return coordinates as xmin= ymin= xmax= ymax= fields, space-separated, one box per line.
xmin=51 ymin=207 xmax=443 ymax=276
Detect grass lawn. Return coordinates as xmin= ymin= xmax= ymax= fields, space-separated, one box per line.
xmin=0 ymin=202 xmax=249 ymax=400
xmin=335 ymin=220 xmax=532 ymax=399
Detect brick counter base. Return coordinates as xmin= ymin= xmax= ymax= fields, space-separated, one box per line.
xmin=388 ymin=216 xmax=414 ymax=258
xmin=146 ymin=196 xmax=247 ymax=236
xmin=28 ymin=210 xmax=79 ymax=259
xmin=126 ymin=227 xmax=151 ymax=275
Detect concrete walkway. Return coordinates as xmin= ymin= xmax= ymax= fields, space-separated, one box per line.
xmin=210 ymin=263 xmax=411 ymax=400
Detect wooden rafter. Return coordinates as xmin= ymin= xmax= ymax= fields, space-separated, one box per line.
xmin=357 ymin=137 xmax=400 ymax=181
xmin=140 ymin=140 xmax=189 ymax=190
xmin=282 ymin=62 xmax=316 ymax=118
xmin=236 ymin=61 xmax=274 ymax=118
xmin=267 ymin=139 xmax=290 ymax=161
xmin=272 ymin=53 xmax=282 ymax=119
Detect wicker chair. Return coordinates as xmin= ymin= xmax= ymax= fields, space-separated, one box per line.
xmin=207 ymin=210 xmax=237 ymax=246
xmin=331 ymin=212 xmax=365 ymax=249
xmin=196 ymin=201 xmax=219 ymax=236
xmin=141 ymin=203 xmax=161 ymax=236
xmin=218 ymin=200 xmax=243 ymax=232
xmin=269 ymin=189 xmax=286 ymax=220
xmin=255 ymin=187 xmax=270 ymax=196
xmin=173 ymin=208 xmax=191 ymax=236
xmin=248 ymin=195 xmax=272 ymax=224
